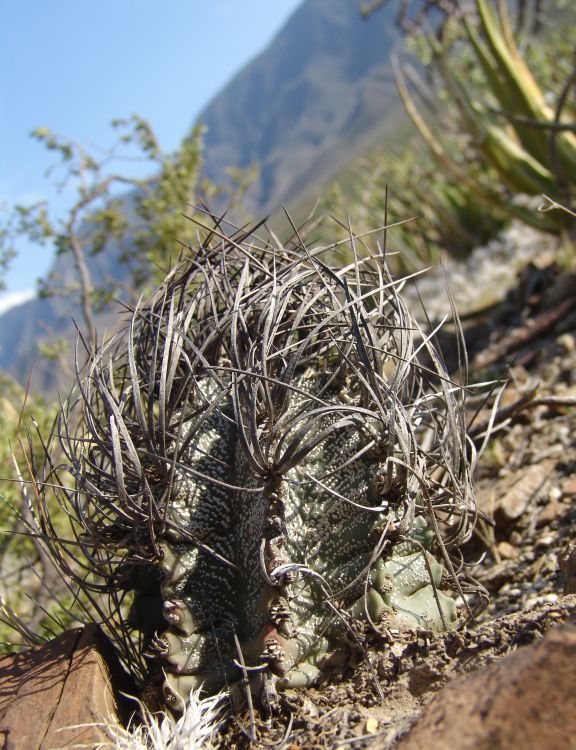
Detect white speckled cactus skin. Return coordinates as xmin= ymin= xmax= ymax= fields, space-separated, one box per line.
xmin=39 ymin=221 xmax=476 ymax=713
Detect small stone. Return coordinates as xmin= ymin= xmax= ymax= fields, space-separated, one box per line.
xmin=560 ymin=544 xmax=576 ymax=595
xmin=561 ymin=477 xmax=576 ymax=497
xmin=530 ymin=553 xmax=557 ymax=577
xmin=366 ymin=717 xmax=379 ymax=734
xmin=481 ymin=561 xmax=514 ymax=588
xmin=495 ymin=462 xmax=554 ymax=523
xmin=539 ymin=535 xmax=555 ymax=547
xmin=497 ymin=541 xmax=518 ymax=560
xmin=548 ymin=485 xmax=562 ymax=502
xmin=557 ymin=333 xmax=575 ymax=352
xmin=536 ymin=501 xmax=568 ymax=527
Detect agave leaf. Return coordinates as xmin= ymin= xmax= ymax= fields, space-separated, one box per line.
xmin=460 ymin=12 xmax=549 ymax=165
xmin=393 ymin=61 xmax=565 ymax=233
xmin=437 ymin=57 xmax=558 ymax=196
xmin=474 ymin=0 xmax=576 ymax=173
xmin=393 ymin=57 xmax=564 ymax=233
xmin=481 ymin=125 xmax=559 ymax=195
xmin=475 ymin=0 xmax=550 ymax=118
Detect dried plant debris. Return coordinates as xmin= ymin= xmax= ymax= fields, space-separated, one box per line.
xmin=32 ymin=217 xmax=482 ymax=714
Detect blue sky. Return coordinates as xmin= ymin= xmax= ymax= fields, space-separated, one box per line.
xmin=0 ymin=0 xmax=303 ymax=311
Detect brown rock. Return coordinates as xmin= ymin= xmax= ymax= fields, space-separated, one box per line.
xmin=394 ymin=626 xmax=576 ymax=750
xmin=496 ymin=541 xmax=518 ymax=560
xmin=561 ymin=544 xmax=576 ymax=595
xmin=495 ymin=461 xmax=555 ymax=523
xmin=562 ymin=477 xmax=576 ymax=498
xmin=536 ymin=500 xmax=568 ymax=527
xmin=0 ymin=624 xmax=134 ymax=750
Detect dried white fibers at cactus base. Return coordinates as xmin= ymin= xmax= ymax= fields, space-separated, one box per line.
xmin=40 ymin=220 xmax=479 ymax=714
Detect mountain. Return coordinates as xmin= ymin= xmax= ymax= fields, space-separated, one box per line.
xmin=0 ymin=239 xmax=132 ymax=394
xmin=199 ymin=0 xmax=403 ymax=216
xmin=0 ymin=0 xmax=405 ymax=394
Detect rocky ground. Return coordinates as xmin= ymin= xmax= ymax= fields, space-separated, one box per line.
xmin=215 ymin=233 xmax=576 ymax=749
xmin=1 ymin=227 xmax=575 ymax=750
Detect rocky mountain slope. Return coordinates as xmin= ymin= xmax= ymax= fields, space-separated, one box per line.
xmin=3 ymin=233 xmax=574 ymax=750
xmin=199 ymin=0 xmax=403 ymax=215
xmin=0 ymin=0 xmax=405 ymax=394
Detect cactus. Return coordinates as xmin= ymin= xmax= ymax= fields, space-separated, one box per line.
xmin=35 ymin=219 xmax=477 ymax=712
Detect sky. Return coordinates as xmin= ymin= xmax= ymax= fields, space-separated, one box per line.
xmin=0 ymin=0 xmax=303 ymax=312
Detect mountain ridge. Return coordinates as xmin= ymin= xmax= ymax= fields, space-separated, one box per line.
xmin=199 ymin=0 xmax=402 ymax=215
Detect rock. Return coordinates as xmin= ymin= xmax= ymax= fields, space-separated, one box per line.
xmin=560 ymin=544 xmax=576 ymax=595
xmin=561 ymin=477 xmax=576 ymax=498
xmin=477 ymin=559 xmax=515 ymax=588
xmin=365 ymin=717 xmax=379 ymax=734
xmin=394 ymin=626 xmax=576 ymax=750
xmin=495 ymin=461 xmax=555 ymax=523
xmin=536 ymin=500 xmax=568 ymax=527
xmin=496 ymin=541 xmax=518 ymax=559
xmin=557 ymin=333 xmax=576 ymax=353
xmin=0 ymin=624 xmax=134 ymax=750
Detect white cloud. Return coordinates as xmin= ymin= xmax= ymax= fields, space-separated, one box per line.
xmin=0 ymin=289 xmax=35 ymax=316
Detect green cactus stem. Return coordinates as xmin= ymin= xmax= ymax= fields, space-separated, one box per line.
xmin=36 ymin=219 xmax=478 ymax=712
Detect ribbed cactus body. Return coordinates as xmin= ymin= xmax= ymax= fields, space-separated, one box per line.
xmin=41 ymin=223 xmax=475 ymax=712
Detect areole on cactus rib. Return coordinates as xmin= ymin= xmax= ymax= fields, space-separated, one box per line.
xmin=40 ymin=221 xmax=477 ymax=712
